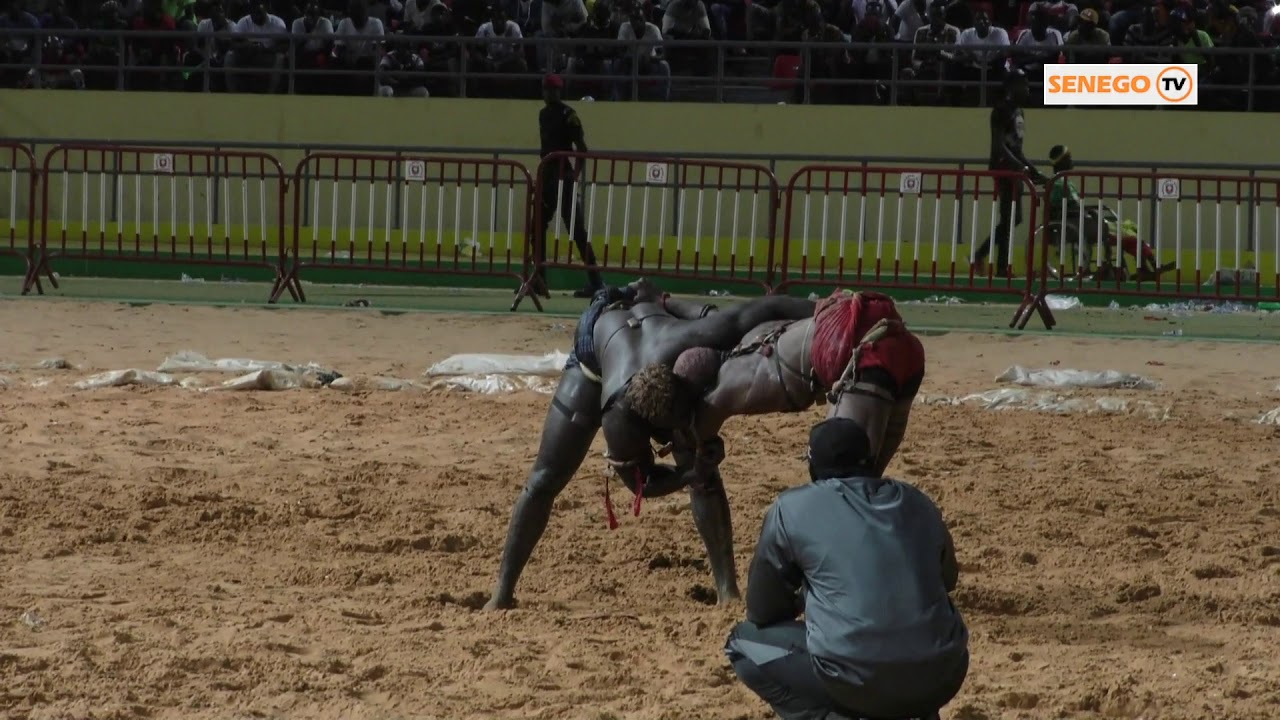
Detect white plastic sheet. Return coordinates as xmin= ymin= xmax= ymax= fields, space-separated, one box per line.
xmin=428 ymin=374 xmax=558 ymax=395
xmin=73 ymin=369 xmax=178 ymax=390
xmin=920 ymin=388 xmax=1169 ymax=420
xmin=0 ymin=376 xmax=8 ymax=388
xmin=0 ymin=361 xmax=17 ymax=372
xmin=424 ymin=352 xmax=569 ymax=377
xmin=328 ymin=376 xmax=422 ymax=392
xmin=1045 ymin=295 xmax=1082 ymax=311
xmin=157 ymin=350 xmax=333 ymax=375
xmin=37 ymin=358 xmax=71 ymax=370
xmin=203 ymin=369 xmax=311 ymax=392
xmin=1258 ymin=407 xmax=1280 ymax=425
xmin=997 ymin=365 xmax=1159 ymax=390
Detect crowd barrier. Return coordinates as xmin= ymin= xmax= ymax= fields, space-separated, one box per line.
xmin=8 ymin=143 xmax=1279 ymax=331
xmin=1029 ymin=170 xmax=1280 ymax=309
xmin=512 ymin=152 xmax=779 ymax=310
xmin=0 ymin=143 xmax=47 ymax=293
xmin=285 ymin=152 xmax=534 ymax=306
xmin=29 ymin=144 xmax=298 ymax=302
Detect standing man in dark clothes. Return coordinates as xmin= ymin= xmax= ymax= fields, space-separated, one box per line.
xmin=972 ymin=69 xmax=1045 ymax=279
xmin=724 ymin=417 xmax=968 ymax=720
xmin=536 ymin=73 xmax=604 ymax=299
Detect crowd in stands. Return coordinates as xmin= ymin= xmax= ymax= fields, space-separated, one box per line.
xmin=0 ymin=0 xmax=1277 ymax=106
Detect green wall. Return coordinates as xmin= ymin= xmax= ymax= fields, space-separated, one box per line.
xmin=1 ymin=91 xmax=1276 ymax=295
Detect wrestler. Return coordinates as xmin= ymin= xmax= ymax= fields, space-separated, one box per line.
xmin=484 ymin=284 xmax=816 ymax=610
xmin=592 ymin=290 xmax=921 ymax=610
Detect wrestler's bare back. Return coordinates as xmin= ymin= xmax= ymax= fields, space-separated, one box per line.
xmin=697 ymin=318 xmax=821 ymax=434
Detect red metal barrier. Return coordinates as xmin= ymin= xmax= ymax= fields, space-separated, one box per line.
xmin=512 ymin=152 xmax=779 ymax=310
xmin=285 ymin=152 xmax=535 ymax=306
xmin=1031 ymin=170 xmax=1280 ymax=306
xmin=777 ymin=165 xmax=1053 ymax=329
xmin=0 ymin=144 xmax=51 ymax=294
xmin=31 ymin=144 xmax=296 ymax=302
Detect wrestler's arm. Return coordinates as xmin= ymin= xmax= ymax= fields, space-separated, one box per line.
xmin=669 ymin=296 xmax=815 ymax=350
xmin=600 ymin=412 xmax=723 ymax=497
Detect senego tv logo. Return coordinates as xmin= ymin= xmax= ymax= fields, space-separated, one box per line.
xmin=1043 ymin=64 xmax=1197 ymax=106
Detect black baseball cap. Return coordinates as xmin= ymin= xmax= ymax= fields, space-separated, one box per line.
xmin=807 ymin=417 xmax=874 ymax=481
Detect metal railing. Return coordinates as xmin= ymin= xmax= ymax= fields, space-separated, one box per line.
xmin=2 ymin=28 xmax=1278 ymax=108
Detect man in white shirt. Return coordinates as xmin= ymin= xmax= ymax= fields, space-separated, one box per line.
xmin=476 ymin=4 xmax=527 ymax=96
xmin=335 ymin=0 xmax=385 ymax=95
xmin=900 ymin=0 xmax=958 ymax=104
xmin=1011 ymin=1 xmax=1062 ymax=94
xmin=615 ymin=3 xmax=670 ymax=101
xmin=290 ymin=2 xmax=333 ymax=94
xmin=537 ymin=0 xmax=587 ymax=71
xmin=891 ymin=0 xmax=925 ymax=41
xmin=663 ymin=0 xmax=711 ymax=74
xmin=226 ymin=0 xmax=287 ymax=93
xmin=194 ymin=2 xmax=236 ymax=91
xmin=953 ymin=9 xmax=1007 ymax=103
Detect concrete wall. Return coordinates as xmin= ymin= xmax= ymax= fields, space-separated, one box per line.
xmin=1 ymin=91 xmax=1275 ymax=281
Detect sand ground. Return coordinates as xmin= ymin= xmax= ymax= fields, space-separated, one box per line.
xmin=1 ymin=301 xmax=1279 ymax=720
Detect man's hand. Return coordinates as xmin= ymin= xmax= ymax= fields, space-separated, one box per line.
xmin=628 ymin=277 xmax=662 ymax=303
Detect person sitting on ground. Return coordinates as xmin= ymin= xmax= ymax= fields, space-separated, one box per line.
xmin=1011 ymin=2 xmax=1062 ymax=97
xmin=227 ymin=0 xmax=288 ymax=93
xmin=334 ymin=0 xmax=386 ymax=95
xmin=953 ymin=9 xmax=1008 ymax=105
xmin=377 ymin=42 xmax=429 ymax=96
xmin=1063 ymin=6 xmax=1110 ymax=63
xmin=614 ymin=3 xmax=671 ymax=101
xmin=900 ymin=0 xmax=959 ymax=106
xmin=724 ymin=416 xmax=968 ymax=720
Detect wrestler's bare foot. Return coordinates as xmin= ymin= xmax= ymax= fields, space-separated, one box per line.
xmin=482 ymin=595 xmax=518 ymax=611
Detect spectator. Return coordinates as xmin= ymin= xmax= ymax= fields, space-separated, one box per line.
xmin=451 ymin=0 xmax=488 ymax=35
xmin=1038 ymin=0 xmax=1077 ymax=32
xmin=400 ymin=0 xmax=440 ymax=32
xmin=614 ymin=2 xmax=670 ymax=99
xmin=176 ymin=3 xmax=197 ymax=31
xmin=334 ymin=0 xmax=385 ymax=95
xmin=290 ymin=2 xmax=333 ymax=93
xmin=706 ymin=0 xmax=741 ymax=40
xmin=849 ymin=0 xmax=897 ymax=26
xmin=377 ymin=44 xmax=429 ymax=95
xmin=83 ymin=0 xmax=129 ymax=89
xmin=420 ymin=3 xmax=460 ymax=96
xmin=1011 ymin=2 xmax=1062 ymax=95
xmin=772 ymin=0 xmax=822 ymax=44
xmin=538 ymin=0 xmax=587 ymax=71
xmin=503 ymin=0 xmax=538 ymax=31
xmin=568 ymin=0 xmax=618 ymax=95
xmin=188 ymin=1 xmax=236 ymax=91
xmin=128 ymin=0 xmax=180 ymax=90
xmin=890 ymin=0 xmax=925 ymax=41
xmin=475 ymin=4 xmax=528 ymax=96
xmin=1207 ymin=4 xmax=1269 ymax=107
xmin=900 ymin=0 xmax=958 ymax=105
xmin=1063 ymin=6 xmax=1110 ymax=63
xmin=1123 ymin=3 xmax=1173 ymax=62
xmin=227 ymin=0 xmax=287 ymax=93
xmin=0 ymin=0 xmax=40 ymax=87
xmin=847 ymin=0 xmax=893 ymax=103
xmin=800 ymin=4 xmax=850 ymax=103
xmin=37 ymin=0 xmax=85 ymax=89
xmin=1170 ymin=5 xmax=1214 ymax=66
xmin=1108 ymin=0 xmax=1143 ymax=40
xmin=953 ymin=9 xmax=1008 ymax=105
xmin=663 ymin=0 xmax=712 ymax=74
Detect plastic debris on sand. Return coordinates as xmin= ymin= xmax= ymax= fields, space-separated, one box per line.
xmin=158 ymin=350 xmax=336 ymax=376
xmin=997 ymin=365 xmax=1159 ymax=390
xmin=73 ymin=369 xmax=178 ymax=390
xmin=424 ymin=352 xmax=569 ymax=377
xmin=920 ymin=388 xmax=1170 ymax=420
xmin=428 ymin=374 xmax=558 ymax=395
xmin=1258 ymin=407 xmax=1280 ymax=425
xmin=1045 ymin=295 xmax=1082 ymax=311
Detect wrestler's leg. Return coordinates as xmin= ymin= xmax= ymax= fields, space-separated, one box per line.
xmin=827 ymin=391 xmax=892 ymax=463
xmin=689 ymin=466 xmax=740 ymax=603
xmin=871 ymin=395 xmax=915 ymax=478
xmin=485 ymin=367 xmax=601 ymax=610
